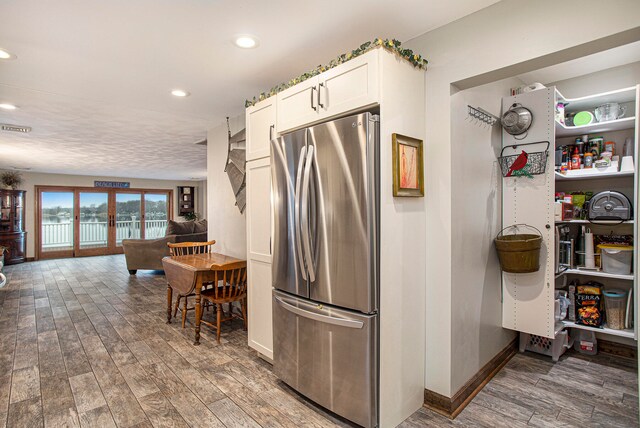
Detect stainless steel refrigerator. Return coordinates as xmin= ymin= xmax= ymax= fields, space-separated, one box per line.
xmin=271 ymin=112 xmax=379 ymax=428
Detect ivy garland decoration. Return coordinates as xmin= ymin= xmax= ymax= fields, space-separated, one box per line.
xmin=245 ymin=38 xmax=427 ymax=107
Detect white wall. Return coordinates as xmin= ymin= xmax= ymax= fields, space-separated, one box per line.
xmin=405 ymin=0 xmax=640 ymax=397
xmin=206 ymin=114 xmax=247 ymax=259
xmin=15 ymin=171 xmax=202 ymax=259
xmin=450 ymin=77 xmax=524 ymax=393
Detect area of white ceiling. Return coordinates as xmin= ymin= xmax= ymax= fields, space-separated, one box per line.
xmin=0 ymin=0 xmax=500 ymax=179
xmin=516 ymin=41 xmax=640 ymax=86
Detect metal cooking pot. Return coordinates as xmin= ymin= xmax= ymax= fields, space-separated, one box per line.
xmin=501 ymin=103 xmax=533 ymax=136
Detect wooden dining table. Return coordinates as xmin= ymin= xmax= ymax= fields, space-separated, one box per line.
xmin=162 ymin=252 xmax=247 ymax=345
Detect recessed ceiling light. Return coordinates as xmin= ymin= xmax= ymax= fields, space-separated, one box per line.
xmin=234 ymin=35 xmax=258 ymax=49
xmin=0 ymin=48 xmax=16 ymax=60
xmin=0 ymin=103 xmax=18 ymax=110
xmin=171 ymin=89 xmax=190 ymax=97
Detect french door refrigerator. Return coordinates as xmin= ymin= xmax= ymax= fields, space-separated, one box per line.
xmin=271 ymin=112 xmax=379 ymax=428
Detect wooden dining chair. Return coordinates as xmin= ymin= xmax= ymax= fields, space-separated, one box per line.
xmin=199 ymin=261 xmax=247 ymax=343
xmin=167 ymin=240 xmax=216 ymax=328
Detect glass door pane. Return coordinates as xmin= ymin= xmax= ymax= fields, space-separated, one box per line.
xmin=115 ymin=193 xmax=141 ymax=245
xmin=0 ymin=193 xmax=10 ymax=233
xmin=41 ymin=192 xmax=74 ymax=253
xmin=144 ymin=193 xmax=169 ymax=239
xmin=78 ymin=192 xmax=109 ymax=250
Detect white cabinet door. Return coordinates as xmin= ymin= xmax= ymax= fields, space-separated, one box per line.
xmin=276 ymin=77 xmax=319 ymax=133
xmin=247 ymin=258 xmax=273 ymax=359
xmin=318 ymin=50 xmax=379 ymax=120
xmin=246 ymin=98 xmax=276 ymax=161
xmin=246 ymin=157 xmax=273 ymax=358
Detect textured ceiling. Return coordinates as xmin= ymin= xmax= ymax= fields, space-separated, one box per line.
xmin=0 ymin=0 xmax=500 ymax=179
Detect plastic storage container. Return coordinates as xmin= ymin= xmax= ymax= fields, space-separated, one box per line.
xmin=603 ymin=289 xmax=628 ymax=330
xmin=598 ymin=245 xmax=633 ymax=275
xmin=519 ymin=329 xmax=572 ymax=362
xmin=573 ymin=329 xmax=597 ymax=355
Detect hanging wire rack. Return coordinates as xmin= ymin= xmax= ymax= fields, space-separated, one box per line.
xmin=498 ymin=141 xmax=550 ymax=178
xmin=467 ymin=105 xmax=499 ymax=126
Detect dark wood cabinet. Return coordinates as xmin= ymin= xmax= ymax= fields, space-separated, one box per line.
xmin=0 ymin=189 xmax=26 ymax=264
xmin=178 ymin=186 xmax=195 ymax=216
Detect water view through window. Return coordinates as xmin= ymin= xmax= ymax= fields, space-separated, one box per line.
xmin=41 ymin=192 xmax=74 ymax=253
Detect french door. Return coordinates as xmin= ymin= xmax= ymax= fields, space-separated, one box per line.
xmin=37 ymin=186 xmax=172 ymax=259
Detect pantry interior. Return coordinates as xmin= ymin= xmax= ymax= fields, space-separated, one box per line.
xmin=453 ymin=41 xmax=639 ymax=377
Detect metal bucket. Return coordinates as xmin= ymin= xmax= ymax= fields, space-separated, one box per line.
xmin=495 ymin=224 xmax=542 ymax=273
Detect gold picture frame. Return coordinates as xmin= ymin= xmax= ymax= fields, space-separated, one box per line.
xmin=392 ymin=133 xmax=424 ymax=197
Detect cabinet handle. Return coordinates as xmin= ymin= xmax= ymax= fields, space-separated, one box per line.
xmin=269 ymin=124 xmax=275 ymax=141
xmin=318 ymin=82 xmax=324 ymax=109
xmin=310 ymin=86 xmax=317 ymax=111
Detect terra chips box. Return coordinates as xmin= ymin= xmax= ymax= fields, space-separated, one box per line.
xmin=575 ymin=283 xmax=603 ymax=327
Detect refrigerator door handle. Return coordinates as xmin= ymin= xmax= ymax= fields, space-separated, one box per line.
xmin=300 ymin=145 xmax=316 ymax=282
xmin=274 ymin=296 xmax=364 ymax=329
xmin=294 ymin=146 xmax=308 ymax=280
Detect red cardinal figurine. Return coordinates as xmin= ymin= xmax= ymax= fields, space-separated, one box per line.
xmin=506 ymin=150 xmax=528 ymax=177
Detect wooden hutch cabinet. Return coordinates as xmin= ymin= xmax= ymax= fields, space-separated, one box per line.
xmin=0 ymin=190 xmax=26 ymax=264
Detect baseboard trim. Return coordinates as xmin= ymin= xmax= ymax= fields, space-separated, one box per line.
xmin=424 ymin=337 xmax=518 ymax=419
xmin=598 ymin=339 xmax=637 ymax=360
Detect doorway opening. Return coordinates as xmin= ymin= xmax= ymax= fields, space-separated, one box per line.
xmin=36 ymin=186 xmax=172 ymax=259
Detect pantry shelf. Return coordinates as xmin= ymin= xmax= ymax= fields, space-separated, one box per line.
xmin=557 ymin=269 xmax=634 ymax=281
xmin=561 ymin=320 xmax=635 ymax=339
xmin=555 ymin=117 xmax=635 ymax=138
xmin=554 ymin=170 xmax=634 ymax=181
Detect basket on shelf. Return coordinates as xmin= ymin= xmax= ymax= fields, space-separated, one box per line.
xmin=519 ymin=330 xmax=573 ymax=362
xmin=499 ymin=141 xmax=549 ymax=178
xmin=494 ymin=224 xmax=543 ymax=273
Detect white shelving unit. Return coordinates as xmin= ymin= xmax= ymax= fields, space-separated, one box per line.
xmin=557 ymin=269 xmax=634 ymax=281
xmin=562 ymin=320 xmax=635 ymax=339
xmin=555 ymin=116 xmax=636 ymax=137
xmin=554 ymin=170 xmax=634 ymax=180
xmin=501 ymin=84 xmax=639 ymax=344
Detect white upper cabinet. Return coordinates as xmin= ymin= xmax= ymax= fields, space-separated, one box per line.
xmin=317 ymin=51 xmax=378 ymax=121
xmin=277 ymin=50 xmax=380 ymax=133
xmin=246 ymin=98 xmax=276 ymax=161
xmin=276 ymin=77 xmax=320 ymax=134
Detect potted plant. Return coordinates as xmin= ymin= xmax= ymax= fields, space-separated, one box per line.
xmin=0 ymin=171 xmax=23 ymax=190
xmin=183 ymin=212 xmax=199 ymax=221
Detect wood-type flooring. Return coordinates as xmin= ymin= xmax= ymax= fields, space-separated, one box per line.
xmin=0 ymin=255 xmax=637 ymax=427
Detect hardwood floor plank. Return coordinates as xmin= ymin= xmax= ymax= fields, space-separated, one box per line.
xmin=118 ymin=362 xmax=160 ymax=399
xmin=102 ymin=339 xmax=138 ymax=367
xmin=6 ymin=396 xmax=43 ymax=428
xmin=168 ymin=390 xmax=226 ymax=428
xmin=142 ymin=362 xmax=190 ymax=398
xmin=471 ymin=389 xmax=534 ymax=422
xmin=127 ymin=340 xmax=161 ymax=366
xmin=226 ymin=387 xmax=298 ymax=428
xmin=138 ymin=392 xmax=189 ymax=428
xmin=528 ymin=412 xmax=583 ymax=428
xmin=68 ymin=372 xmax=108 ymax=414
xmin=207 ymin=397 xmax=261 ymax=428
xmin=9 ymin=365 xmax=40 ymax=404
xmin=101 ymin=382 xmax=148 ymax=428
xmin=78 ymin=404 xmax=117 ymax=428
xmin=455 ymin=402 xmax=528 ymax=427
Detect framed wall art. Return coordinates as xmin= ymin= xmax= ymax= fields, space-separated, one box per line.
xmin=392 ymin=133 xmax=424 ymax=197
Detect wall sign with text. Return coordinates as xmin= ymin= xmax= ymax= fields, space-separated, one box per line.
xmin=94 ymin=181 xmax=131 ymax=188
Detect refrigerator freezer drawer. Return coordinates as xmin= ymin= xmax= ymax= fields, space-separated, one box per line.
xmin=273 ymin=291 xmax=378 ymax=428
